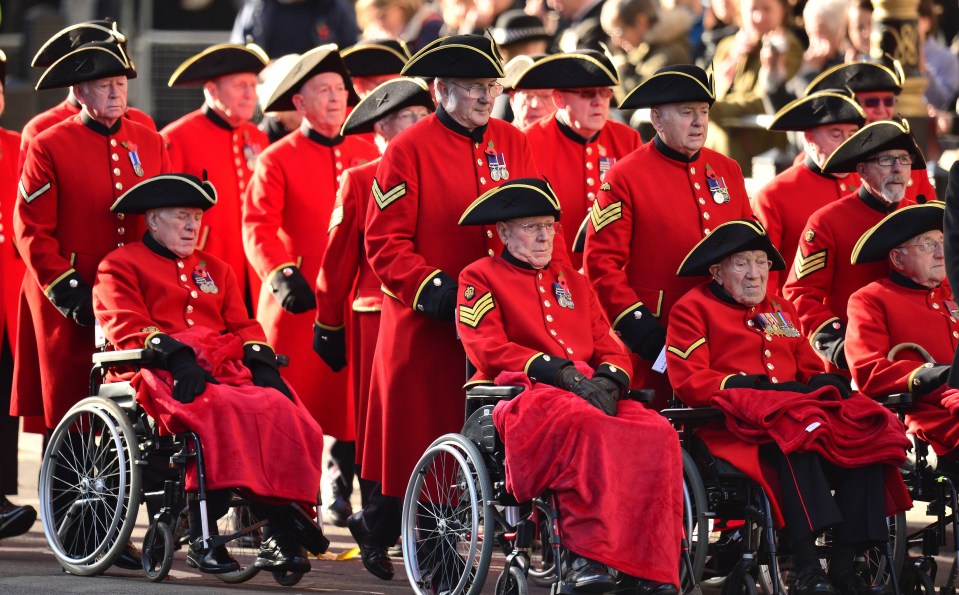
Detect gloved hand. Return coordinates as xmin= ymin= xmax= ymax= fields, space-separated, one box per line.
xmin=71 ymin=291 xmax=95 ymax=327
xmin=49 ymin=275 xmax=95 ymax=327
xmin=312 ymin=325 xmax=346 ymax=372
xmin=912 ymin=364 xmax=951 ymax=396
xmin=436 ymin=286 xmax=458 ymax=322
xmin=249 ymin=361 xmax=294 ymax=400
xmin=634 ymin=325 xmax=667 ymax=361
xmin=269 ymin=266 xmax=317 ymax=314
xmin=167 ymin=349 xmax=218 ymax=404
xmin=592 ymin=376 xmax=622 ymax=413
xmin=554 ymin=365 xmax=617 ymax=416
xmin=807 ymin=373 xmax=852 ymax=399
xmin=756 ymin=380 xmax=810 ymax=394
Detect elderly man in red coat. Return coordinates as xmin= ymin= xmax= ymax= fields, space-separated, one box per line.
xmin=514 ymin=49 xmax=642 ymax=268
xmin=753 ymin=91 xmax=865 ymax=290
xmin=357 ymin=35 xmax=544 ymax=581
xmin=242 ymin=44 xmax=378 ymax=531
xmin=313 ymin=77 xmax=433 ymax=534
xmin=783 ymin=119 xmax=927 ymax=376
xmin=846 ymin=203 xmax=959 ymax=455
xmin=584 ymin=64 xmax=754 ymax=410
xmin=458 ymin=178 xmax=683 ymax=595
xmin=93 ymin=173 xmax=325 ymax=575
xmin=667 ymin=220 xmax=911 ymax=595
xmin=162 ymin=43 xmax=270 ymax=309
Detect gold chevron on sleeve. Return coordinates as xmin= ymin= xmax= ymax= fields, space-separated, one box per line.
xmin=666 ymin=337 xmax=706 ymax=360
xmin=458 ymin=292 xmax=495 ymax=328
xmin=327 ymin=205 xmax=344 ymax=232
xmin=372 ymin=179 xmax=407 ymax=210
xmin=19 ymin=181 xmax=51 ymax=204
xmin=794 ymin=249 xmax=827 ymax=279
xmin=590 ymin=200 xmax=622 ymax=233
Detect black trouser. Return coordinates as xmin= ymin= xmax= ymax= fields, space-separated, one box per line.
xmin=361 ymin=482 xmax=402 ymax=547
xmin=0 ymin=333 xmax=18 ymax=496
xmin=329 ymin=440 xmax=355 ymax=501
xmin=187 ymin=490 xmax=279 ymax=543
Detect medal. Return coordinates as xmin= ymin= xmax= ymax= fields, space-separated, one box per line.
xmin=705 ymin=164 xmax=729 ymax=204
xmin=552 ymin=273 xmax=575 ymax=309
xmin=121 ymin=141 xmax=144 ymax=177
xmin=946 ymin=300 xmax=959 ymax=318
xmin=192 ymin=261 xmax=218 ymax=294
xmin=485 ymin=141 xmax=508 ymax=181
xmin=242 ymin=131 xmax=261 ymax=172
xmin=598 ymin=157 xmax=614 ymax=182
xmin=754 ymin=303 xmax=801 ymax=338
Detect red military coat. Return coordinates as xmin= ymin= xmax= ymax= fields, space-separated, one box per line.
xmin=93 ymin=238 xmax=266 ymax=349
xmin=525 ymin=116 xmax=641 ymax=268
xmin=162 ymin=107 xmax=268 ymax=301
xmin=20 ymin=97 xmax=156 ymax=171
xmin=782 ymin=186 xmax=914 ymax=374
xmin=753 ymin=157 xmax=859 ymax=290
xmin=14 ymin=114 xmax=170 ymax=428
xmin=364 ymin=108 xmax=539 ymax=494
xmin=242 ymin=122 xmax=377 ymax=440
xmin=315 ymin=158 xmax=382 ymax=465
xmin=0 ymin=128 xmax=20 ymax=350
xmin=584 ymin=136 xmax=754 ymax=409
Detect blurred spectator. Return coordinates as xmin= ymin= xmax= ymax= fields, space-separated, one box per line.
xmin=491 ymin=9 xmax=552 ymax=61
xmin=354 ymin=0 xmax=443 ymax=53
xmin=845 ymin=0 xmax=871 ymax=62
xmin=919 ymin=0 xmax=959 ymax=110
xmin=152 ymin=0 xmax=237 ymax=30
xmin=493 ymin=54 xmax=557 ymax=126
xmin=462 ymin=0 xmax=516 ymax=33
xmin=232 ymin=0 xmax=360 ymax=56
xmin=549 ymin=0 xmax=610 ymax=52
xmin=438 ymin=0 xmax=475 ymax=34
xmin=783 ymin=0 xmax=847 ymax=98
xmin=601 ymin=0 xmax=691 ymax=98
xmin=695 ymin=0 xmax=739 ymax=67
xmin=662 ymin=0 xmax=703 ymax=58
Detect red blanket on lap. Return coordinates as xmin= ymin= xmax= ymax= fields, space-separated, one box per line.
xmin=132 ymin=327 xmax=324 ymax=506
xmin=908 ymin=385 xmax=959 ymax=457
xmin=492 ymin=367 xmax=683 ymax=585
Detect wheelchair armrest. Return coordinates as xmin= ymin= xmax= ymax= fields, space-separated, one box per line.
xmin=92 ymin=348 xmax=155 ymax=368
xmin=875 ymin=392 xmax=913 ymax=410
xmin=466 ymin=385 xmax=525 ymax=398
xmin=660 ymin=407 xmax=724 ymax=424
xmin=625 ymin=388 xmax=655 ymax=404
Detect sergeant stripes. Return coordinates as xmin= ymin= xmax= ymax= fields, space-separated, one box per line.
xmin=794 ymin=249 xmax=827 ymax=279
xmin=458 ymin=292 xmax=495 ymax=328
xmin=590 ymin=200 xmax=622 ymax=232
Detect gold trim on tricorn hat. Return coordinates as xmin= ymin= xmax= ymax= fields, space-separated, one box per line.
xmin=620 ymin=63 xmax=715 ymax=109
xmin=340 ymin=77 xmax=433 ymax=136
xmin=401 ymin=35 xmax=505 ymax=79
xmin=767 ymin=90 xmax=866 ymax=131
xmin=167 ymin=43 xmax=269 ymax=87
xmin=262 ymin=44 xmax=359 ymax=112
xmin=36 ymin=41 xmax=137 ymax=90
xmin=851 ymin=202 xmax=944 ymax=264
xmin=821 ymin=118 xmax=926 ymax=174
xmin=677 ymin=219 xmax=785 ymax=276
xmin=459 ymin=178 xmax=561 ymax=225
xmin=110 ymin=173 xmax=218 ymax=214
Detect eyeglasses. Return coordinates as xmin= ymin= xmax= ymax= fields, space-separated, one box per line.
xmin=866 ymin=154 xmax=914 ymax=167
xmin=860 ymin=96 xmax=896 ymax=108
xmin=900 ymin=238 xmax=944 ymax=253
xmin=450 ymin=81 xmax=505 ymax=99
xmin=728 ymin=258 xmax=772 ymax=274
xmin=510 ymin=221 xmax=559 ymax=235
xmin=562 ymin=87 xmax=614 ymax=99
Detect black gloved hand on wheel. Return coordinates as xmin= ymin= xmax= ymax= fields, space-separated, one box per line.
xmin=312 ymin=324 xmax=347 ymax=372
xmin=554 ymin=365 xmax=617 ymax=416
xmin=270 ymin=266 xmax=317 ymax=314
xmin=167 ymin=349 xmax=218 ymax=404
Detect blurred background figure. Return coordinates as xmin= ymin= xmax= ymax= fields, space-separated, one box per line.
xmin=258 ymin=54 xmax=305 ymax=145
xmin=550 ymin=0 xmax=610 ymax=52
xmin=494 ymin=54 xmax=558 ymax=126
xmin=354 ymin=0 xmax=443 ymax=53
xmin=695 ymin=0 xmax=740 ymax=67
xmin=918 ymin=0 xmax=958 ymax=112
xmin=782 ymin=0 xmax=848 ymax=99
xmin=491 ymin=9 xmax=552 ymax=61
xmin=845 ymin=0 xmax=872 ymax=62
xmin=341 ymin=39 xmax=411 ymax=98
xmin=232 ymin=0 xmax=360 ymax=55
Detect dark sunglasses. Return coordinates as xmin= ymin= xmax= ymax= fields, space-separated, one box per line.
xmin=861 ymin=96 xmax=896 ymax=108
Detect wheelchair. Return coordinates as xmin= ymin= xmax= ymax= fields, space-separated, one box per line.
xmin=663 ymin=402 xmax=907 ymax=595
xmin=400 ymin=383 xmax=707 ymax=595
xmin=37 ymin=345 xmax=328 ymax=585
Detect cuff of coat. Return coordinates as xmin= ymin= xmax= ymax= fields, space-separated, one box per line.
xmin=525 ymin=352 xmax=572 ymax=384
xmin=811 ymin=317 xmax=845 ymax=358
xmin=243 ymin=342 xmax=278 ymax=370
xmin=413 ymin=269 xmax=456 ymax=318
xmin=266 ymin=262 xmax=299 ymax=288
xmin=314 ymin=320 xmax=345 ymax=332
xmin=593 ymin=362 xmax=630 ymax=389
xmin=144 ymin=332 xmax=193 ymax=367
xmin=611 ymin=302 xmax=661 ymax=352
xmin=721 ymin=373 xmax=766 ymax=389
xmin=45 ymin=269 xmax=85 ymax=305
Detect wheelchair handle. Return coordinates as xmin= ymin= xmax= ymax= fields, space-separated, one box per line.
xmin=887 ymin=342 xmax=935 ymax=364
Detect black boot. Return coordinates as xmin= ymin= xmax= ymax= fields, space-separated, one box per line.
xmin=186 ymin=539 xmax=240 ymax=574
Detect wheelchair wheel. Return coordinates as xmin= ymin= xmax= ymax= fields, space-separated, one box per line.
xmin=272 ymin=569 xmax=304 ymax=586
xmin=683 ymin=448 xmax=709 ymax=587
xmin=495 ymin=565 xmax=529 ymax=595
xmin=214 ymin=501 xmax=263 ymax=584
xmin=527 ymin=497 xmax=556 ymax=587
xmin=39 ymin=397 xmax=142 ymax=576
xmin=142 ymin=521 xmax=174 ymax=582
xmin=857 ymin=512 xmax=907 ymax=588
xmin=402 ymin=433 xmax=494 ymax=595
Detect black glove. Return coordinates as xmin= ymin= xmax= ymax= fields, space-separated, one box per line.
xmin=269 ymin=266 xmax=317 ymax=314
xmin=313 ymin=324 xmax=347 ymax=372
xmin=756 ymin=380 xmax=811 ymax=394
xmin=912 ymin=364 xmax=951 ymax=396
xmin=592 ymin=376 xmax=623 ymax=413
xmin=813 ymin=324 xmax=848 ymax=370
xmin=554 ymin=365 xmax=617 ymax=416
xmin=436 ymin=286 xmax=458 ymax=322
xmin=48 ymin=273 xmax=95 ymax=327
xmin=807 ymin=373 xmax=852 ymax=399
xmin=167 ymin=349 xmax=218 ymax=404
xmin=249 ymin=361 xmax=294 ymax=400
xmin=635 ymin=325 xmax=666 ymax=361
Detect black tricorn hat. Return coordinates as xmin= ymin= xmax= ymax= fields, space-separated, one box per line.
xmin=341 ymin=39 xmax=411 ymax=76
xmin=32 ymin=19 xmax=126 ymax=68
xmin=262 ymin=44 xmax=359 ymax=112
xmin=110 ymin=173 xmax=218 ymax=214
xmin=620 ymin=63 xmax=715 ymax=109
xmin=805 ymin=59 xmax=904 ymax=95
xmin=501 ymin=54 xmax=542 ymax=90
xmin=340 ymin=77 xmax=434 ymax=136
xmin=459 ymin=177 xmax=561 ymax=225
xmin=767 ymin=90 xmax=866 ymax=132
xmin=491 ymin=10 xmax=551 ymax=48
xmin=513 ymin=49 xmax=619 ymax=90
xmin=401 ymin=35 xmax=505 ymax=79
xmin=167 ymin=43 xmax=269 ymax=87
xmin=677 ymin=219 xmax=786 ymax=276
xmin=572 ymin=215 xmax=589 ymax=253
xmin=36 ymin=41 xmax=137 ymax=90
xmin=821 ymin=118 xmax=926 ymax=174
xmin=851 ymin=202 xmax=944 ymax=264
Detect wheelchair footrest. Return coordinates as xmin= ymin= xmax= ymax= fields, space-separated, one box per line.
xmin=283 ymin=503 xmax=330 ymax=555
xmin=552 ymin=581 xmax=581 ymax=595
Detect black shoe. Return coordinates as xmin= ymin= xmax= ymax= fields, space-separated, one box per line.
xmin=634 ymin=578 xmax=680 ymax=595
xmin=564 ymin=556 xmax=616 ymax=593
xmin=323 ymin=494 xmax=353 ymax=528
xmin=429 ymin=553 xmax=467 ymax=595
xmin=791 ymin=566 xmax=837 ymax=595
xmin=829 ymin=569 xmax=886 ymax=595
xmin=186 ymin=539 xmax=241 ymax=574
xmin=0 ymin=504 xmax=36 ymax=539
xmin=347 ymin=512 xmax=394 ymax=580
xmin=114 ymin=540 xmax=143 ymax=570
xmin=254 ymin=534 xmax=311 ymax=573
